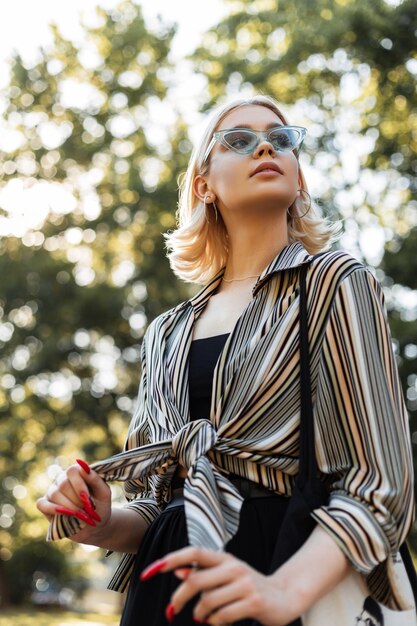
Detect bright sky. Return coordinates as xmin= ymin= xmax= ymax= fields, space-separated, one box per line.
xmin=0 ymin=0 xmax=228 ymax=134
xmin=0 ymin=0 xmax=227 ymax=79
xmin=0 ymin=0 xmax=224 ymax=51
xmin=0 ymin=0 xmax=402 ymax=66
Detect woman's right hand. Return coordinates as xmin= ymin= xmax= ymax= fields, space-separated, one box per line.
xmin=36 ymin=460 xmax=112 ymax=544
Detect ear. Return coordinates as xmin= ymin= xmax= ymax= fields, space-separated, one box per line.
xmin=193 ymin=174 xmax=217 ymax=204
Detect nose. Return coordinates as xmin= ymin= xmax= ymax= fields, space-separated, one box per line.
xmin=253 ymin=139 xmax=276 ymax=158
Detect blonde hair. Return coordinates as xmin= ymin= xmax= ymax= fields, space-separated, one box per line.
xmin=165 ymin=95 xmax=341 ymax=284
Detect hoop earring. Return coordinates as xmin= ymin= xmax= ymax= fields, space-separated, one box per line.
xmin=212 ymin=201 xmax=218 ymax=222
xmin=204 ymin=195 xmax=218 ymax=223
xmin=288 ymin=188 xmax=311 ymax=219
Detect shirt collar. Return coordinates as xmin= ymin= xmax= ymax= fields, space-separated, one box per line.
xmin=173 ymin=241 xmax=312 ymax=314
xmin=252 ymin=241 xmax=312 ymax=295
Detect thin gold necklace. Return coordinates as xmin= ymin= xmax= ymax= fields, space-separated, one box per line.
xmin=222 ymin=274 xmax=259 ymax=283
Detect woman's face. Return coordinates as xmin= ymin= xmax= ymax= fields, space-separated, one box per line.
xmin=204 ymin=105 xmax=300 ymax=217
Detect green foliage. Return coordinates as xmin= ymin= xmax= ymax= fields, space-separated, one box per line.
xmin=383 ymin=229 xmax=417 ymax=291
xmin=4 ymin=540 xmax=88 ymax=606
xmin=382 ymin=228 xmax=417 ymax=451
xmin=0 ymin=1 xmax=191 ymax=604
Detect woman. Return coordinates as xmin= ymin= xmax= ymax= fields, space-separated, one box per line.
xmin=37 ymin=95 xmax=414 ymax=626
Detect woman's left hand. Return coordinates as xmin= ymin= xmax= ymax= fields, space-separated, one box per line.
xmin=139 ymin=546 xmax=300 ymax=626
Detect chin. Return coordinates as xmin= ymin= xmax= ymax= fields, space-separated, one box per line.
xmin=245 ymin=195 xmax=294 ymax=213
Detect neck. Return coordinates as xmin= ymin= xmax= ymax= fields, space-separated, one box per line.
xmin=222 ymin=211 xmax=289 ymax=280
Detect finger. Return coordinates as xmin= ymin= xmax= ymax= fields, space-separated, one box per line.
xmin=203 ymin=597 xmax=258 ymax=626
xmin=171 ymin=563 xmax=245 ymax=616
xmin=54 ymin=467 xmax=88 ymax=505
xmin=36 ymin=496 xmax=57 ymax=522
xmin=64 ymin=464 xmax=94 ymax=505
xmin=56 ymin=463 xmax=109 ymax=513
xmin=39 ymin=461 xmax=109 ymax=524
xmin=78 ymin=466 xmax=111 ymax=503
xmin=45 ymin=481 xmax=84 ymax=512
xmin=174 ymin=568 xmax=193 ymax=580
xmin=140 ymin=547 xmax=228 ymax=579
xmin=79 ymin=491 xmax=101 ymax=522
xmin=195 ymin=580 xmax=249 ymax=623
xmin=48 ymin=467 xmax=88 ymax=502
xmin=36 ymin=497 xmax=95 ymax=527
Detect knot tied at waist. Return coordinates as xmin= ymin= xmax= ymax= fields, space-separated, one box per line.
xmin=172 ymin=419 xmax=217 ymax=469
xmin=46 ymin=418 xmax=245 ymax=551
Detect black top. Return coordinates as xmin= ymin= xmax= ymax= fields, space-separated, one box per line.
xmin=171 ymin=333 xmax=229 ymax=489
xmin=188 ymin=333 xmax=230 ymax=420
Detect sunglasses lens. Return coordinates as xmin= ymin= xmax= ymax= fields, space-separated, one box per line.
xmin=269 ymin=128 xmax=301 ymax=151
xmin=223 ymin=130 xmax=258 ymax=153
xmin=219 ymin=127 xmax=305 ymax=156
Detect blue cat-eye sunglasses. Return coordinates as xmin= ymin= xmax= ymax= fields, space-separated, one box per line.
xmin=202 ymin=125 xmax=307 ymax=164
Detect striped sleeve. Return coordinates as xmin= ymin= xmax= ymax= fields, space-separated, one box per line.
xmin=311 ymin=268 xmax=414 ymax=576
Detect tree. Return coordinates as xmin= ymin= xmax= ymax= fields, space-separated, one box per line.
xmin=0 ymin=2 xmax=191 ymax=604
xmin=1 ymin=0 xmax=416 ymax=605
xmin=382 ymin=227 xmax=417 ymax=457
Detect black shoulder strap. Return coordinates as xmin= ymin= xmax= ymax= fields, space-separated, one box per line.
xmin=298 ymin=250 xmax=337 ymax=483
xmin=298 ymin=253 xmax=328 ymax=485
xmin=298 ymin=261 xmax=316 ymax=487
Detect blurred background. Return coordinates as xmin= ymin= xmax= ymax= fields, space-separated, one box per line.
xmin=0 ymin=0 xmax=416 ymax=624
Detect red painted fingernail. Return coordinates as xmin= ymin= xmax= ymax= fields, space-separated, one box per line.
xmin=193 ymin=618 xmax=204 ymax=624
xmin=76 ymin=459 xmax=91 ymax=474
xmin=80 ymin=492 xmax=101 ymax=522
xmin=89 ymin=509 xmax=101 ymax=522
xmin=75 ymin=510 xmax=96 ymax=527
xmin=56 ymin=506 xmax=78 ymax=516
xmin=55 ymin=507 xmax=96 ymax=527
xmin=165 ymin=603 xmax=175 ymax=623
xmin=140 ymin=559 xmax=167 ymax=581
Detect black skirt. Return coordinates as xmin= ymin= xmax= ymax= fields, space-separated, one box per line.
xmin=120 ymin=492 xmax=290 ymax=626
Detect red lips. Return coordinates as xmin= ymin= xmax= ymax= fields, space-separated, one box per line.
xmin=251 ymin=161 xmax=283 ymax=176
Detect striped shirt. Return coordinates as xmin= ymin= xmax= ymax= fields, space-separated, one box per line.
xmin=47 ymin=242 xmax=414 ymax=610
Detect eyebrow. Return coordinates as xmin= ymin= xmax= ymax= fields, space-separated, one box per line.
xmin=226 ymin=122 xmax=285 ymax=130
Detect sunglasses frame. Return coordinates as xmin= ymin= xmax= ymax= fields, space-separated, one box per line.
xmin=202 ymin=125 xmax=307 ymax=164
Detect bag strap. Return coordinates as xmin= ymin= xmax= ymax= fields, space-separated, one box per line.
xmin=298 ymin=261 xmax=316 ymax=486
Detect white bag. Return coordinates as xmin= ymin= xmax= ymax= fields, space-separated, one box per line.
xmin=303 ymin=551 xmax=417 ymax=626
